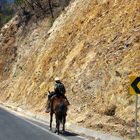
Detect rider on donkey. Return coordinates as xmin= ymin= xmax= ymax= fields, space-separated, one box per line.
xmin=46 ymin=77 xmax=68 ymax=113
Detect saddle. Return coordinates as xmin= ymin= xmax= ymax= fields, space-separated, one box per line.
xmin=46 ymin=91 xmax=70 ymax=113
xmin=51 ymin=95 xmax=70 ymax=106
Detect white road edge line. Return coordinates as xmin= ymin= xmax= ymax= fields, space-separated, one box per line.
xmin=0 ymin=106 xmax=67 ymax=140
xmin=0 ymin=106 xmax=86 ymax=140
xmin=17 ymin=117 xmax=67 ymax=140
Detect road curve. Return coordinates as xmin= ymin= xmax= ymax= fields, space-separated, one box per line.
xmin=0 ymin=107 xmax=85 ymax=140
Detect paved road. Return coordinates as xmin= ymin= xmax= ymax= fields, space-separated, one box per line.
xmin=0 ymin=107 xmax=85 ymax=140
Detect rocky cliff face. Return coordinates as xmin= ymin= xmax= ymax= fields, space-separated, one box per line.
xmin=0 ymin=0 xmax=140 ymax=137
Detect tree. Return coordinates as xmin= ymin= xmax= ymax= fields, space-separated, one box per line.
xmin=0 ymin=0 xmax=15 ymax=27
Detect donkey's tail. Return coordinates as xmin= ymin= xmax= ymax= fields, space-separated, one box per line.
xmin=58 ymin=102 xmax=67 ymax=123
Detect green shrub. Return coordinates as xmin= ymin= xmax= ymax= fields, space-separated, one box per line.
xmin=0 ymin=1 xmax=15 ymax=27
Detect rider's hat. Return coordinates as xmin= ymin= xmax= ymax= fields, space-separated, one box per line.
xmin=55 ymin=77 xmax=60 ymax=81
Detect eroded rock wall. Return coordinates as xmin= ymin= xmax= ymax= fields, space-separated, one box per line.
xmin=0 ymin=0 xmax=140 ymax=136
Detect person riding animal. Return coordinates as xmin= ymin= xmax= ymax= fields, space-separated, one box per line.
xmin=46 ymin=77 xmax=68 ymax=113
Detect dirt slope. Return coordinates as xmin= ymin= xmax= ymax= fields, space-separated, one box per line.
xmin=0 ymin=0 xmax=140 ymax=137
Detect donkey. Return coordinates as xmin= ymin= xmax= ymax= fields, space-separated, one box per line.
xmin=49 ymin=93 xmax=69 ymax=134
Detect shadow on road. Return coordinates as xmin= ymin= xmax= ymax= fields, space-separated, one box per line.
xmin=59 ymin=131 xmax=78 ymax=137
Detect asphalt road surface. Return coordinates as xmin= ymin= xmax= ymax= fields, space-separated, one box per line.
xmin=0 ymin=107 xmax=85 ymax=140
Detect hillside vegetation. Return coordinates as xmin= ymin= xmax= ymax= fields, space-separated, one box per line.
xmin=0 ymin=0 xmax=15 ymax=27
xmin=0 ymin=0 xmax=140 ymax=137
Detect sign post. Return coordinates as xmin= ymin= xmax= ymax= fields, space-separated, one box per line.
xmin=129 ymin=76 xmax=140 ymax=137
xmin=134 ymin=94 xmax=138 ymax=136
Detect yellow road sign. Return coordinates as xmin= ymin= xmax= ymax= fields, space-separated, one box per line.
xmin=129 ymin=76 xmax=140 ymax=95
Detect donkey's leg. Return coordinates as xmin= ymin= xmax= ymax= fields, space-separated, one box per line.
xmin=50 ymin=112 xmax=53 ymax=130
xmin=55 ymin=114 xmax=60 ymax=135
xmin=62 ymin=114 xmax=66 ymax=133
xmin=55 ymin=114 xmax=57 ymax=133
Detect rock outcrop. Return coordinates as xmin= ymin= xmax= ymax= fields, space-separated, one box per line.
xmin=0 ymin=0 xmax=139 ymax=137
